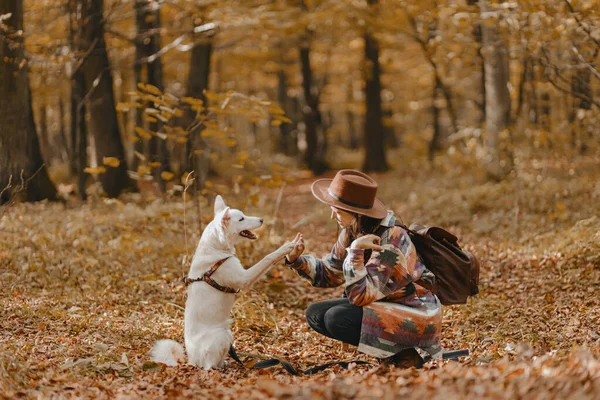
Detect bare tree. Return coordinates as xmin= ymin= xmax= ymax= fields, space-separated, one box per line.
xmin=79 ymin=0 xmax=131 ymax=197
xmin=184 ymin=36 xmax=213 ymax=188
xmin=0 ymin=0 xmax=57 ymax=203
xmin=480 ymin=2 xmax=511 ymax=179
xmin=134 ymin=0 xmax=169 ymax=191
xmin=362 ymin=0 xmax=388 ymax=172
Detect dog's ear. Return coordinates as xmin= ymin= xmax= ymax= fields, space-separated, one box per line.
xmin=214 ymin=195 xmax=227 ymax=214
xmin=221 ymin=207 xmax=231 ymax=232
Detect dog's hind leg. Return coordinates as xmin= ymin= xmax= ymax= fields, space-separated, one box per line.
xmin=188 ymin=328 xmax=233 ymax=370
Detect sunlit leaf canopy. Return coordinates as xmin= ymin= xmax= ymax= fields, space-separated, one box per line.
xmin=18 ymin=0 xmax=600 ymax=177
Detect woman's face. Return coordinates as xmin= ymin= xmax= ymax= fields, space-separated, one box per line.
xmin=330 ymin=207 xmax=355 ymax=228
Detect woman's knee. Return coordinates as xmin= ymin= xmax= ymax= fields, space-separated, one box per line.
xmin=305 ymin=302 xmax=326 ymax=331
xmin=322 ymin=306 xmax=362 ymax=345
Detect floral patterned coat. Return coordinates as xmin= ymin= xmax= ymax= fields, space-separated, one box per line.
xmin=288 ymin=211 xmax=443 ymax=358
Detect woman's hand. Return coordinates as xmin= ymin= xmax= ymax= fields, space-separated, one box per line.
xmin=286 ymin=233 xmax=305 ymax=263
xmin=350 ymin=234 xmax=383 ymax=251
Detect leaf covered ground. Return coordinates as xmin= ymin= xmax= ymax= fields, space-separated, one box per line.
xmin=1 ymin=153 xmax=600 ymax=399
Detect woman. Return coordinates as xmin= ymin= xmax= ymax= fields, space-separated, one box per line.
xmin=285 ymin=169 xmax=442 ymax=368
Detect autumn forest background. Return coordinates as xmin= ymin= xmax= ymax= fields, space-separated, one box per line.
xmin=1 ymin=0 xmax=600 ymax=398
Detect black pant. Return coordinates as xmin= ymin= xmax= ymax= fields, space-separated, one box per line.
xmin=305 ymin=298 xmax=363 ymax=346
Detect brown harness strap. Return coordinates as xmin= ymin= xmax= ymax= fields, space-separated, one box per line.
xmin=183 ymin=257 xmax=238 ymax=294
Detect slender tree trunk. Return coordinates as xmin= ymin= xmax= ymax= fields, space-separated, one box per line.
xmin=0 ymin=0 xmax=57 ymax=203
xmin=362 ymin=3 xmax=388 ymax=172
xmin=277 ymin=69 xmax=296 ymax=155
xmin=38 ymin=103 xmax=50 ymax=160
xmin=515 ymin=57 xmax=529 ymax=122
xmin=58 ymin=96 xmax=70 ymax=163
xmin=346 ymin=84 xmax=359 ymax=149
xmin=75 ymin=71 xmax=89 ymax=200
xmin=134 ymin=0 xmax=168 ymax=191
xmin=569 ymin=67 xmax=591 ymax=153
xmin=480 ymin=1 xmax=511 ymax=179
xmin=300 ymin=44 xmax=327 ymax=174
xmin=467 ymin=0 xmax=486 ymax=125
xmin=184 ymin=41 xmax=212 ymax=187
xmin=80 ymin=0 xmax=131 ymax=197
xmin=383 ymin=108 xmax=398 ymax=148
xmin=429 ymin=84 xmax=442 ymax=161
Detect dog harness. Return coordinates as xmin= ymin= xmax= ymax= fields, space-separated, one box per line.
xmin=183 ymin=257 xmax=239 ymax=294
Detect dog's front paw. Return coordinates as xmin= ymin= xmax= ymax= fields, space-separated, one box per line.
xmin=276 ymin=241 xmax=296 ymax=257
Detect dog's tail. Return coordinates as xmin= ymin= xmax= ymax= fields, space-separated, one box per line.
xmin=150 ymin=339 xmax=186 ymax=366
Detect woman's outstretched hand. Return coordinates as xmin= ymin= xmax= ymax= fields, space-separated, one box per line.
xmin=286 ymin=233 xmax=305 ymax=263
xmin=350 ymin=234 xmax=384 ymax=251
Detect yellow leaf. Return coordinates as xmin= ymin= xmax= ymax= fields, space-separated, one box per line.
xmin=161 ymin=171 xmax=175 ymax=181
xmin=102 ymin=157 xmax=121 ymax=168
xmin=237 ymin=151 xmax=249 ymax=162
xmin=116 ymin=102 xmax=130 ymax=112
xmin=149 ymin=162 xmax=161 ymax=168
xmin=176 ymin=137 xmax=188 ymax=143
xmin=268 ymin=104 xmax=285 ymax=115
xmin=135 ymin=126 xmax=152 ymax=140
xmin=143 ymin=83 xmax=163 ymax=96
xmin=204 ymin=91 xmax=220 ymax=102
xmin=134 ymin=151 xmax=146 ymax=161
xmin=200 ymin=129 xmax=224 ymax=138
xmin=224 ymin=139 xmax=237 ymax=147
xmin=271 ymin=119 xmax=283 ymax=127
xmin=84 ymin=166 xmax=106 ymax=175
xmin=138 ymin=165 xmax=151 ymax=175
xmin=204 ymin=180 xmax=214 ymax=188
xmin=182 ymin=97 xmax=203 ymax=105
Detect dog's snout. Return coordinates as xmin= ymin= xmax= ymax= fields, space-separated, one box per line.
xmin=259 ymin=218 xmax=264 ymax=223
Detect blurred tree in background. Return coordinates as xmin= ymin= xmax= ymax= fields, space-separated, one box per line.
xmin=0 ymin=0 xmax=598 ymax=203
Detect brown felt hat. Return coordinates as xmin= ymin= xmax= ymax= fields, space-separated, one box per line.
xmin=311 ymin=169 xmax=388 ymax=219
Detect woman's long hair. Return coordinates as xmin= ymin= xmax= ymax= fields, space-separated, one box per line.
xmin=348 ymin=214 xmax=383 ymax=238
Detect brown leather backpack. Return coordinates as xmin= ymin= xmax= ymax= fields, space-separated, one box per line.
xmin=395 ymin=222 xmax=480 ymax=305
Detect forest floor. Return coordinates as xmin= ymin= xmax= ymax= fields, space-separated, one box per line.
xmin=1 ymin=151 xmax=600 ymax=399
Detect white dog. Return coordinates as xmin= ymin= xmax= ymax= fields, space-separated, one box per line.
xmin=150 ymin=195 xmax=297 ymax=369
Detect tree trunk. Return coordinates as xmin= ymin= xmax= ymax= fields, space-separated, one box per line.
xmin=467 ymin=0 xmax=486 ymax=125
xmin=0 ymin=0 xmax=57 ymax=203
xmin=58 ymin=96 xmax=70 ymax=164
xmin=480 ymin=2 xmax=511 ymax=179
xmin=362 ymin=22 xmax=388 ymax=172
xmin=515 ymin=57 xmax=529 ymax=122
xmin=277 ymin=69 xmax=296 ymax=155
xmin=569 ymin=67 xmax=592 ymax=153
xmin=429 ymin=85 xmax=442 ymax=161
xmin=383 ymin=108 xmax=399 ymax=148
xmin=80 ymin=0 xmax=131 ymax=197
xmin=184 ymin=42 xmax=212 ymax=187
xmin=134 ymin=0 xmax=168 ymax=191
xmin=346 ymin=84 xmax=359 ymax=149
xmin=38 ymin=103 xmax=50 ymax=160
xmin=300 ymin=44 xmax=327 ymax=174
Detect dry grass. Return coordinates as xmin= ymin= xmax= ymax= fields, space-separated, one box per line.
xmin=1 ymin=153 xmax=599 ymax=399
